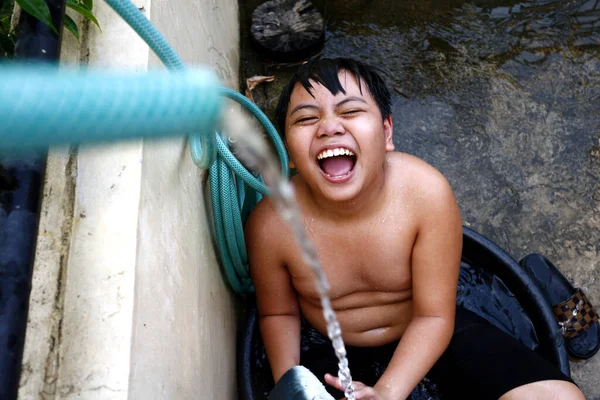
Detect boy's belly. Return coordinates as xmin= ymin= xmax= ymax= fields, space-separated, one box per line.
xmin=298 ymin=290 xmax=413 ymax=347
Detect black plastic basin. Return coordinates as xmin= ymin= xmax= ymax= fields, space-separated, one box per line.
xmin=237 ymin=226 xmax=569 ymax=399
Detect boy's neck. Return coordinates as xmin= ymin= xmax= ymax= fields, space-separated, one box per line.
xmin=306 ymin=164 xmax=390 ymax=220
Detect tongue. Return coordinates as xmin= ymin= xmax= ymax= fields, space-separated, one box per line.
xmin=320 ymin=156 xmax=354 ymax=176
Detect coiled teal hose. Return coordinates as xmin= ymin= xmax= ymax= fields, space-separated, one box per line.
xmin=0 ymin=0 xmax=289 ymax=293
xmin=106 ymin=0 xmax=292 ymax=293
xmin=207 ymin=90 xmax=289 ymax=293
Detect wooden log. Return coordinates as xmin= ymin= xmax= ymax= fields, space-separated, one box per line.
xmin=251 ymin=0 xmax=325 ymax=62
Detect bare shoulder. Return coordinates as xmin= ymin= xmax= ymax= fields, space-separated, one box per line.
xmin=245 ymin=176 xmax=311 ymax=260
xmin=245 ymin=195 xmax=285 ymax=252
xmin=387 ymin=152 xmax=460 ymax=221
xmin=388 ymin=152 xmax=456 ymax=199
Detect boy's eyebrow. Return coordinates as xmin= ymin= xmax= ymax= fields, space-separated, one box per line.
xmin=335 ymin=96 xmax=367 ymax=108
xmin=289 ymin=104 xmax=320 ymax=116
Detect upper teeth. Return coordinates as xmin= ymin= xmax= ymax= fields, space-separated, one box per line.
xmin=317 ymin=148 xmax=355 ymax=160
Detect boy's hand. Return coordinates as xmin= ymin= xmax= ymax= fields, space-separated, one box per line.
xmin=324 ymin=373 xmax=391 ymax=400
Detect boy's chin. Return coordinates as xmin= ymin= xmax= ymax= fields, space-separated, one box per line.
xmin=313 ymin=181 xmax=362 ymax=204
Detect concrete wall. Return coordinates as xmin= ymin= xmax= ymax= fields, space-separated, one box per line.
xmin=18 ymin=1 xmax=240 ymax=399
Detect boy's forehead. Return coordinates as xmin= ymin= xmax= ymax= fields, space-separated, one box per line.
xmin=290 ymin=70 xmax=365 ymax=102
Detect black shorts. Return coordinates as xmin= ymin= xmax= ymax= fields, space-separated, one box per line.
xmin=299 ymin=306 xmax=575 ymax=399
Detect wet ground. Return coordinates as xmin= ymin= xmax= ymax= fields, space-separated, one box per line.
xmin=239 ymin=0 xmax=600 ymax=397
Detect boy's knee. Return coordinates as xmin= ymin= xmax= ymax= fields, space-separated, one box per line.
xmin=499 ymin=380 xmax=585 ymax=400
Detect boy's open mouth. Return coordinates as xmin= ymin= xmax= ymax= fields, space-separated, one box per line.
xmin=316 ymin=147 xmax=357 ymax=179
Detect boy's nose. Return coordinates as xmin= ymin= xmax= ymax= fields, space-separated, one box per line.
xmin=317 ymin=118 xmax=344 ymax=137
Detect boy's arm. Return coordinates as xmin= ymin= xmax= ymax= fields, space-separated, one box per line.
xmin=374 ymin=174 xmax=462 ymax=400
xmin=245 ymin=201 xmax=301 ymax=383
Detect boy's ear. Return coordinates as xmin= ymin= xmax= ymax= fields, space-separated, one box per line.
xmin=384 ymin=115 xmax=394 ymax=152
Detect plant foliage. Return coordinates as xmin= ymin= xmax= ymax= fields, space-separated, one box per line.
xmin=0 ymin=0 xmax=100 ymax=58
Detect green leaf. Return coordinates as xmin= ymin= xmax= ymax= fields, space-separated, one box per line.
xmin=82 ymin=0 xmax=92 ymax=11
xmin=0 ymin=28 xmax=14 ymax=58
xmin=15 ymin=0 xmax=57 ymax=34
xmin=66 ymin=0 xmax=100 ymax=30
xmin=1 ymin=8 xmax=14 ymax=19
xmin=1 ymin=0 xmax=16 ymax=15
xmin=63 ymin=13 xmax=78 ymax=40
xmin=1 ymin=16 xmax=11 ymax=35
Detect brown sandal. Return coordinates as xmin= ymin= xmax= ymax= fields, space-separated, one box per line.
xmin=553 ymin=288 xmax=599 ymax=339
xmin=520 ymin=254 xmax=600 ymax=360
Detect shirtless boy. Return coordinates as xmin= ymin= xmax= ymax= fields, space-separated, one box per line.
xmin=244 ymin=58 xmax=583 ymax=400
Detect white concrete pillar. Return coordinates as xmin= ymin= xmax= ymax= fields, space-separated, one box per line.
xmin=18 ymin=0 xmax=240 ymax=399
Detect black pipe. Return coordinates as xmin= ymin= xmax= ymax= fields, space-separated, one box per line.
xmin=0 ymin=1 xmax=66 ymax=398
xmin=13 ymin=0 xmax=67 ymax=61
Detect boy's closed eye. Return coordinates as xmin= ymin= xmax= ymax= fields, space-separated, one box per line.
xmin=341 ymin=109 xmax=363 ymax=116
xmin=295 ymin=116 xmax=319 ymax=124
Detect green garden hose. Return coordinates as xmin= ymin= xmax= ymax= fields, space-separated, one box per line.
xmin=104 ymin=0 xmax=291 ymax=293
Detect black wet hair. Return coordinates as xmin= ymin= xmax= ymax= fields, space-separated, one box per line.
xmin=274 ymin=57 xmax=392 ymax=138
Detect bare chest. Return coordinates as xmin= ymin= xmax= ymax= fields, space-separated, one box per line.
xmin=286 ymin=218 xmax=417 ymax=300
